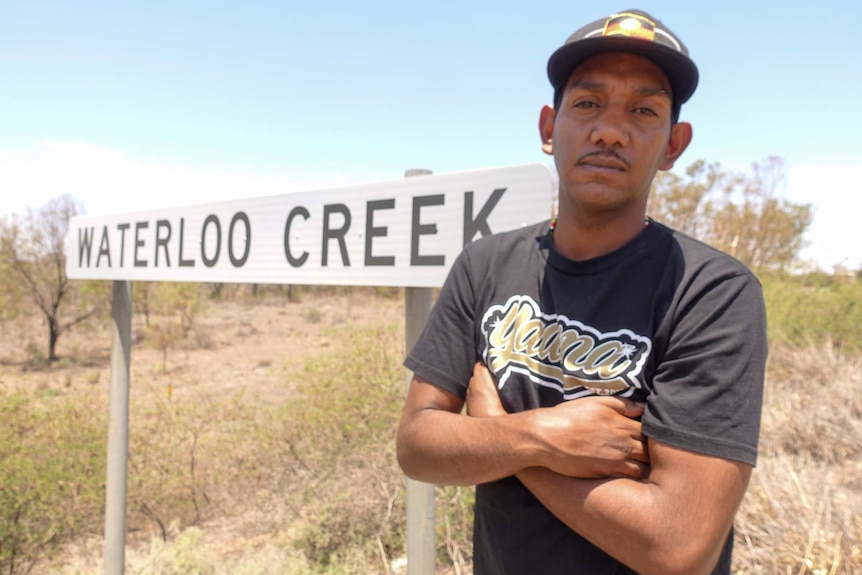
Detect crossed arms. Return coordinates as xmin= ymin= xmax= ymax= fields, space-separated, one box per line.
xmin=396 ymin=364 xmax=752 ymax=575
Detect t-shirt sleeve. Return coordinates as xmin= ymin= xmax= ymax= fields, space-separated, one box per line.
xmin=642 ymin=270 xmax=767 ymax=466
xmin=403 ymin=248 xmax=480 ymax=399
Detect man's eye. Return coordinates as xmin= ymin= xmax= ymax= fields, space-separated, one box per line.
xmin=573 ymin=100 xmax=598 ymax=109
xmin=634 ymin=107 xmax=658 ymax=116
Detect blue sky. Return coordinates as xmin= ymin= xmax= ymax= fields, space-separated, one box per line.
xmin=2 ymin=1 xmax=860 ymax=270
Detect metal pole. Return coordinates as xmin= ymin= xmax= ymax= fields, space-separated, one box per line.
xmin=403 ymin=168 xmax=437 ymax=575
xmin=104 ymin=280 xmax=132 ymax=575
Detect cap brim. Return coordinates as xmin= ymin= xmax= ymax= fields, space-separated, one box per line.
xmin=547 ymin=37 xmax=699 ymax=105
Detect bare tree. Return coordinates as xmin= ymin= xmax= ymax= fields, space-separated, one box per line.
xmin=0 ymin=194 xmax=102 ymax=363
xmin=648 ymin=159 xmax=720 ymax=239
xmin=649 ymin=157 xmax=813 ymax=272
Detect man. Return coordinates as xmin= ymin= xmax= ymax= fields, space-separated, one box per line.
xmin=397 ymin=9 xmax=766 ymax=575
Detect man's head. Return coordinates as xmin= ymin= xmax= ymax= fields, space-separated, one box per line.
xmin=538 ymin=10 xmax=698 ymax=221
xmin=547 ymin=10 xmax=698 ymax=124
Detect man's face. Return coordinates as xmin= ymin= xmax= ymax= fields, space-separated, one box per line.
xmin=541 ymin=51 xmax=690 ymax=218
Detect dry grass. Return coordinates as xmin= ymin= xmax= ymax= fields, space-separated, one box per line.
xmin=734 ymin=344 xmax=862 ymax=574
xmin=1 ymin=291 xmax=860 ymax=574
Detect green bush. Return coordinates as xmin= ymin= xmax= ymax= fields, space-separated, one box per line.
xmin=0 ymin=391 xmax=106 ymax=574
xmin=274 ymin=324 xmax=408 ymax=571
xmin=761 ymin=272 xmax=862 ymax=354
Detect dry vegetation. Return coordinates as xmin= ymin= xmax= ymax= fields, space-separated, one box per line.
xmin=735 ymin=344 xmax=862 ymax=573
xmin=0 ymin=286 xmax=860 ymax=574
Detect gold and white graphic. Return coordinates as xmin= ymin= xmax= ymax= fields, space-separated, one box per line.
xmin=482 ymin=295 xmax=651 ymax=398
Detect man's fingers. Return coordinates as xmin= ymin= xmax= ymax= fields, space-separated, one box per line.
xmin=626 ymin=437 xmax=650 ymax=464
xmin=467 ymin=362 xmax=507 ymax=417
xmin=471 ymin=361 xmax=494 ymax=384
xmin=612 ymin=460 xmax=650 ymax=480
xmin=598 ymin=396 xmax=646 ymax=419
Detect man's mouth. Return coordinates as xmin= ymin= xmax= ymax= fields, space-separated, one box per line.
xmin=578 ymin=152 xmax=630 ymax=172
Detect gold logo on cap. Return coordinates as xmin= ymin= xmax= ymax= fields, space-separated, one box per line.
xmin=602 ymin=12 xmax=656 ymax=41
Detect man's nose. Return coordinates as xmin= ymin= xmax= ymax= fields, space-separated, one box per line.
xmin=589 ymin=106 xmax=630 ymax=148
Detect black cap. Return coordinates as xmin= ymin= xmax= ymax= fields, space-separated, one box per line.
xmin=548 ymin=9 xmax=699 ymax=107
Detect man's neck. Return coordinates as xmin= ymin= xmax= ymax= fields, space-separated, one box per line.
xmin=551 ymin=210 xmax=648 ymax=261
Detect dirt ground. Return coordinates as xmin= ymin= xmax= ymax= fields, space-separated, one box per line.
xmin=0 ymin=290 xmax=405 ymax=405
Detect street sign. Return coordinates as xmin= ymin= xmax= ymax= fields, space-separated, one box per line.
xmin=66 ymin=163 xmax=554 ymax=287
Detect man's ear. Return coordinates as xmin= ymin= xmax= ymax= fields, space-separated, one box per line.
xmin=659 ymin=121 xmax=693 ymax=170
xmin=539 ymin=105 xmax=555 ymax=156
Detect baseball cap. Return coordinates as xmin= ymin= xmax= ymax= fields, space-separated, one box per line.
xmin=547 ymin=10 xmax=699 ymax=111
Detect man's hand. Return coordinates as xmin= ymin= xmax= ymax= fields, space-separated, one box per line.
xmin=398 ymin=364 xmax=649 ymax=485
xmin=467 ymin=362 xmax=649 ymax=479
xmin=466 ymin=361 xmax=508 ymax=417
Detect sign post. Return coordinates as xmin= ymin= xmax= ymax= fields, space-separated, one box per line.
xmin=402 ymin=169 xmax=436 ymax=575
xmin=104 ymin=280 xmax=132 ymax=575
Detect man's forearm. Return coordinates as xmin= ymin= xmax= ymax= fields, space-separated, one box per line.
xmin=397 ymin=407 xmax=539 ymax=485
xmin=518 ymin=469 xmax=716 ymax=575
xmin=517 ymin=443 xmax=750 ymax=575
xmin=398 ymin=373 xmax=649 ymax=485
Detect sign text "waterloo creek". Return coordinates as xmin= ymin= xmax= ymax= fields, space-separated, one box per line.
xmin=66 ymin=164 xmax=553 ymax=288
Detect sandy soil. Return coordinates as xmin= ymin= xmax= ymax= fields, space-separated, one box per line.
xmin=0 ymin=290 xmax=405 ymax=405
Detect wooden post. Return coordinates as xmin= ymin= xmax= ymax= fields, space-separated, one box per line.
xmin=403 ymin=168 xmax=436 ymax=575
xmin=104 ymin=280 xmax=132 ymax=575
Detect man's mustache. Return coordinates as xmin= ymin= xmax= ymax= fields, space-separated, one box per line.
xmin=577 ymin=150 xmax=631 ymax=170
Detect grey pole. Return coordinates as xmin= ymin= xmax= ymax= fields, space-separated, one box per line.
xmin=104 ymin=280 xmax=133 ymax=575
xmin=403 ymin=168 xmax=436 ymax=575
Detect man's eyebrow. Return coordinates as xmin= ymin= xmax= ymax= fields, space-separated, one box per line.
xmin=566 ymin=80 xmax=671 ymax=100
xmin=566 ymin=80 xmax=605 ymax=93
xmin=634 ymin=85 xmax=671 ymax=99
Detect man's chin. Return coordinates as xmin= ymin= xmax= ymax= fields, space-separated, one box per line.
xmin=564 ymin=179 xmax=628 ymax=200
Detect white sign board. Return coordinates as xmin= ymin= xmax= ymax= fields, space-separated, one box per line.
xmin=66 ymin=164 xmax=554 ymax=287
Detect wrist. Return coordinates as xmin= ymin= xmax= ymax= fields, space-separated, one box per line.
xmin=498 ymin=408 xmax=546 ymax=470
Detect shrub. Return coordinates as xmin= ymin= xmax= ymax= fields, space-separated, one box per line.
xmin=0 ymin=391 xmax=106 ymax=574
xmin=762 ymin=272 xmax=862 ymax=355
xmin=126 ymin=387 xmax=257 ymax=540
xmin=272 ymin=324 xmax=408 ymax=571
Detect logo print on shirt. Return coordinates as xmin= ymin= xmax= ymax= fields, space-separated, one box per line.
xmin=481 ymin=295 xmax=651 ymax=398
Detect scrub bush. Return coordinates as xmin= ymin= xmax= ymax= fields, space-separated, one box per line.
xmin=0 ymin=391 xmax=106 ymax=574
xmin=273 ymin=324 xmax=408 ymax=571
xmin=762 ymin=272 xmax=862 ymax=354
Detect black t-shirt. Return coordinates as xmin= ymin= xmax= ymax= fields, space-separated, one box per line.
xmin=404 ymin=219 xmax=767 ymax=575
